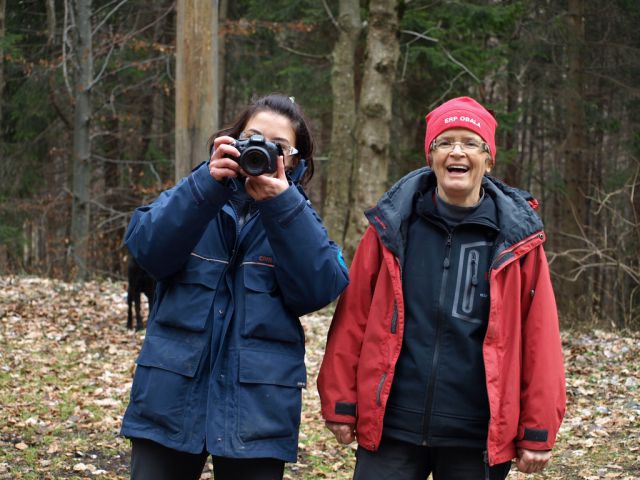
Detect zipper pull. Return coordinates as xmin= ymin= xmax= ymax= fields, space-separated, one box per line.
xmin=443 ymin=234 xmax=452 ymax=269
xmin=471 ymin=252 xmax=479 ymax=285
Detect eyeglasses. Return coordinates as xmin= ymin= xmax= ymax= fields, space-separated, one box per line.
xmin=430 ymin=138 xmax=489 ymax=154
xmin=239 ymin=131 xmax=299 ymax=159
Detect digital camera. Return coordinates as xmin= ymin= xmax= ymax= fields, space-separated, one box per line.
xmin=233 ymin=134 xmax=282 ymax=176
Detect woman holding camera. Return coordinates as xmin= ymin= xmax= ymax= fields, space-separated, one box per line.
xmin=121 ymin=94 xmax=349 ymax=480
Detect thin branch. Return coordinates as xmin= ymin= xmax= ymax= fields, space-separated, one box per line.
xmin=117 ymin=2 xmax=175 ymax=48
xmin=439 ymin=45 xmax=481 ymax=83
xmin=401 ymin=29 xmax=439 ymax=44
xmin=276 ymin=41 xmax=330 ymax=60
xmin=429 ymin=71 xmax=466 ymax=109
xmin=62 ymin=0 xmax=73 ymax=99
xmin=100 ymin=55 xmax=170 ymax=79
xmin=91 ymin=155 xmax=164 ymax=186
xmin=590 ymin=72 xmax=640 ymax=97
xmin=400 ymin=29 xmax=479 ymax=84
xmin=322 ymin=0 xmax=339 ymax=29
xmin=92 ymin=0 xmax=129 ymax=36
xmin=88 ymin=40 xmax=116 ymax=89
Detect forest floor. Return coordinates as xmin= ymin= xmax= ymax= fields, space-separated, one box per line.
xmin=0 ymin=276 xmax=639 ymax=480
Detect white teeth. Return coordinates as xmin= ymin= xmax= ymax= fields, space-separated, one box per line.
xmin=447 ymin=165 xmax=468 ymax=172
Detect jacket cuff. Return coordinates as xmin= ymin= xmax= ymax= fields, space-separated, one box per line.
xmin=322 ymin=403 xmax=357 ymax=424
xmin=516 ymin=427 xmax=553 ymax=451
xmin=256 ymin=185 xmax=307 ymax=225
xmin=522 ymin=428 xmax=548 ymax=442
xmin=335 ymin=402 xmax=357 ymax=417
xmin=189 ymin=161 xmax=232 ymax=206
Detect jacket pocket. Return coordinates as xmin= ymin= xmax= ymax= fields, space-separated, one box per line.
xmin=236 ymin=349 xmax=306 ymax=443
xmin=131 ymin=335 xmax=205 ymax=438
xmin=154 ymin=257 xmax=223 ymax=332
xmin=242 ymin=265 xmax=303 ymax=343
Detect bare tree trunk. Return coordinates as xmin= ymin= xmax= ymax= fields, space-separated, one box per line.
xmin=345 ymin=0 xmax=401 ymax=258
xmin=46 ymin=0 xmax=55 ymax=45
xmin=0 ymin=0 xmax=5 ymax=133
xmin=175 ymin=0 xmax=219 ymax=181
xmin=323 ymin=0 xmax=362 ymax=247
xmin=504 ymin=58 xmax=520 ymax=187
xmin=558 ymin=0 xmax=587 ymax=315
xmin=70 ymin=0 xmax=93 ymax=281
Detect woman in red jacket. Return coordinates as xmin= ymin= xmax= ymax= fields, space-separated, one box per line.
xmin=318 ymin=97 xmax=565 ymax=480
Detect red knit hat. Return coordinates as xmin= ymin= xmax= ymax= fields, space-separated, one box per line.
xmin=424 ymin=96 xmax=498 ymax=165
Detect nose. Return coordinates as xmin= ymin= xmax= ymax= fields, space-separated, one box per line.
xmin=450 ymin=143 xmax=465 ymax=154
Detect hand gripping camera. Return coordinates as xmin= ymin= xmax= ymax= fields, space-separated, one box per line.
xmin=233 ymin=134 xmax=282 ymax=176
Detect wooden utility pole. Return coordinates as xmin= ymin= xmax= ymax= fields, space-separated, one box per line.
xmin=175 ymin=0 xmax=219 ymax=181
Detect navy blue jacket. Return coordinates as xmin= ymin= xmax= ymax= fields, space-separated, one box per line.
xmin=120 ymin=162 xmax=349 ymax=462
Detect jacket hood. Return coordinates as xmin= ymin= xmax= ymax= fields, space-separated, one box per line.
xmin=365 ymin=167 xmax=544 ymax=261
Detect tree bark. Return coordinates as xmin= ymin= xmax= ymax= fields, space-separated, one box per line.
xmin=70 ymin=0 xmax=93 ymax=281
xmin=323 ymin=0 xmax=362 ymax=247
xmin=218 ymin=0 xmax=228 ymax=124
xmin=344 ymin=0 xmax=401 ymax=258
xmin=46 ymin=0 xmax=55 ymax=45
xmin=503 ymin=57 xmax=520 ymax=187
xmin=558 ymin=0 xmax=587 ymax=309
xmin=175 ymin=0 xmax=219 ymax=181
xmin=0 ymin=0 xmax=5 ymax=134
xmin=564 ymin=0 xmax=587 ymax=227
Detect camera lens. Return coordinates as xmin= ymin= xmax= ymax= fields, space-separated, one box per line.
xmin=239 ymin=147 xmax=270 ymax=176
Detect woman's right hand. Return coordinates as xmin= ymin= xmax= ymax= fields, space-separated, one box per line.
xmin=325 ymin=421 xmax=356 ymax=445
xmin=209 ymin=136 xmax=241 ymax=182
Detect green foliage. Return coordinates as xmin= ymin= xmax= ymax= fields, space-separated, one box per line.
xmin=0 ymin=223 xmax=23 ymax=250
xmin=239 ymin=0 xmax=330 ymax=23
xmin=604 ymin=165 xmax=636 ymax=191
xmin=7 ymin=73 xmax=54 ymax=143
xmin=398 ymin=1 xmax=523 ymax=108
xmin=222 ymin=1 xmax=334 ymax=127
xmin=0 ymin=32 xmax=25 ymax=57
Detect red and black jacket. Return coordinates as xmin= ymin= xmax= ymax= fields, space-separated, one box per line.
xmin=317 ymin=167 xmax=566 ymax=465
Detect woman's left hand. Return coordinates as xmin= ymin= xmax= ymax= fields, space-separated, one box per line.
xmin=243 ymin=154 xmax=289 ymax=201
xmin=515 ymin=448 xmax=551 ymax=473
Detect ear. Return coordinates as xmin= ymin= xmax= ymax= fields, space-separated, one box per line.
xmin=485 ymin=155 xmax=494 ymax=173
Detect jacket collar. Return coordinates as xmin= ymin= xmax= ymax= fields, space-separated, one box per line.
xmin=417 ymin=188 xmax=500 ymax=232
xmin=365 ymin=168 xmax=544 ymax=261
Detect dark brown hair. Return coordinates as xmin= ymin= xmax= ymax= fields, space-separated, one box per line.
xmin=208 ymin=94 xmax=315 ymax=185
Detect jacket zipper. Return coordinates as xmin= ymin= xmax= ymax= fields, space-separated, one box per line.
xmin=390 ymin=302 xmax=398 ymax=334
xmin=530 ymin=247 xmax=539 ymax=298
xmin=421 ymin=231 xmax=452 ymax=443
xmin=376 ymin=373 xmax=387 ymax=406
xmin=462 ymin=249 xmax=479 ymax=314
xmin=491 ymin=232 xmax=544 ymax=270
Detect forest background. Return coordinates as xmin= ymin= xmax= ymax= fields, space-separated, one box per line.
xmin=1 ymin=0 xmax=639 ymax=330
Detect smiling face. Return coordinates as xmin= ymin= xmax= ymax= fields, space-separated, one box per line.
xmin=430 ymin=128 xmax=493 ymax=207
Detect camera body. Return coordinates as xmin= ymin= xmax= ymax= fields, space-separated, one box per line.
xmin=233 ymin=134 xmax=282 ymax=176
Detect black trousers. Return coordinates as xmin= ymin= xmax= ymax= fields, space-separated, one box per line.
xmin=353 ymin=436 xmax=511 ymax=480
xmin=130 ymin=438 xmax=285 ymax=480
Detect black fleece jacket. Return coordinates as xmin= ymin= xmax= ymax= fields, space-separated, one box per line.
xmin=382 ymin=178 xmax=501 ymax=449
